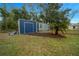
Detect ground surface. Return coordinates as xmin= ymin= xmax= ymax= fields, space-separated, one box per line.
xmin=0 ymin=33 xmax=8 ymax=39
xmin=0 ymin=30 xmax=79 ymax=56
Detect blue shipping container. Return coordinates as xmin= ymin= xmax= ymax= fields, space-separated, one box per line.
xmin=18 ymin=19 xmax=37 ymax=34
xmin=18 ymin=19 xmax=49 ymax=34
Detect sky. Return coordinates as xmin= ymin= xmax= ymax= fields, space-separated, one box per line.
xmin=0 ymin=3 xmax=79 ymax=23
xmin=62 ymin=3 xmax=79 ymax=23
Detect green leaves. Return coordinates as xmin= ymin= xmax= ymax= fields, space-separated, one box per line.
xmin=0 ymin=3 xmax=72 ymax=33
xmin=0 ymin=4 xmax=30 ymax=31
xmin=39 ymin=3 xmax=71 ymax=35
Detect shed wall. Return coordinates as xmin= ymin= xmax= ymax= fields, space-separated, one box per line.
xmin=18 ymin=19 xmax=37 ymax=34
xmin=18 ymin=19 xmax=49 ymax=34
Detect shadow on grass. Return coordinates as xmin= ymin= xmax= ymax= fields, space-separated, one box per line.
xmin=27 ymin=32 xmax=66 ymax=39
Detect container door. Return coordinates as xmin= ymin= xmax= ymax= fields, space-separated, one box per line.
xmin=24 ymin=22 xmax=34 ymax=33
xmin=19 ymin=20 xmax=25 ymax=34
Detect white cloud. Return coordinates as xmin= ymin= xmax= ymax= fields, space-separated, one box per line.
xmin=71 ymin=19 xmax=79 ymax=23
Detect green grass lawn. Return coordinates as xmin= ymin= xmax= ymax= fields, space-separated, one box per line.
xmin=0 ymin=30 xmax=79 ymax=56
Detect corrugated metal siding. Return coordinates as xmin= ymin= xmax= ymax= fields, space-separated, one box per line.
xmin=19 ymin=19 xmax=37 ymax=34
xmin=24 ymin=22 xmax=34 ymax=33
xmin=37 ymin=22 xmax=39 ymax=32
xmin=18 ymin=19 xmax=49 ymax=34
xmin=38 ymin=23 xmax=49 ymax=32
xmin=20 ymin=20 xmax=25 ymax=34
xmin=33 ymin=22 xmax=37 ymax=32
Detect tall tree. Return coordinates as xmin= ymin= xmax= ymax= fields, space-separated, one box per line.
xmin=0 ymin=4 xmax=9 ymax=31
xmin=21 ymin=4 xmax=30 ymax=19
xmin=39 ymin=3 xmax=71 ymax=35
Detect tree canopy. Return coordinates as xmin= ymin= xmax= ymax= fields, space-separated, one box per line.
xmin=0 ymin=3 xmax=72 ymax=35
xmin=39 ymin=4 xmax=71 ymax=35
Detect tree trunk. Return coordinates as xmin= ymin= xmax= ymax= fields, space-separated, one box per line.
xmin=55 ymin=26 xmax=59 ymax=35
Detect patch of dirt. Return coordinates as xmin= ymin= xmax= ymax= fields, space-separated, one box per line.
xmin=27 ymin=32 xmax=66 ymax=39
xmin=0 ymin=33 xmax=9 ymax=39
